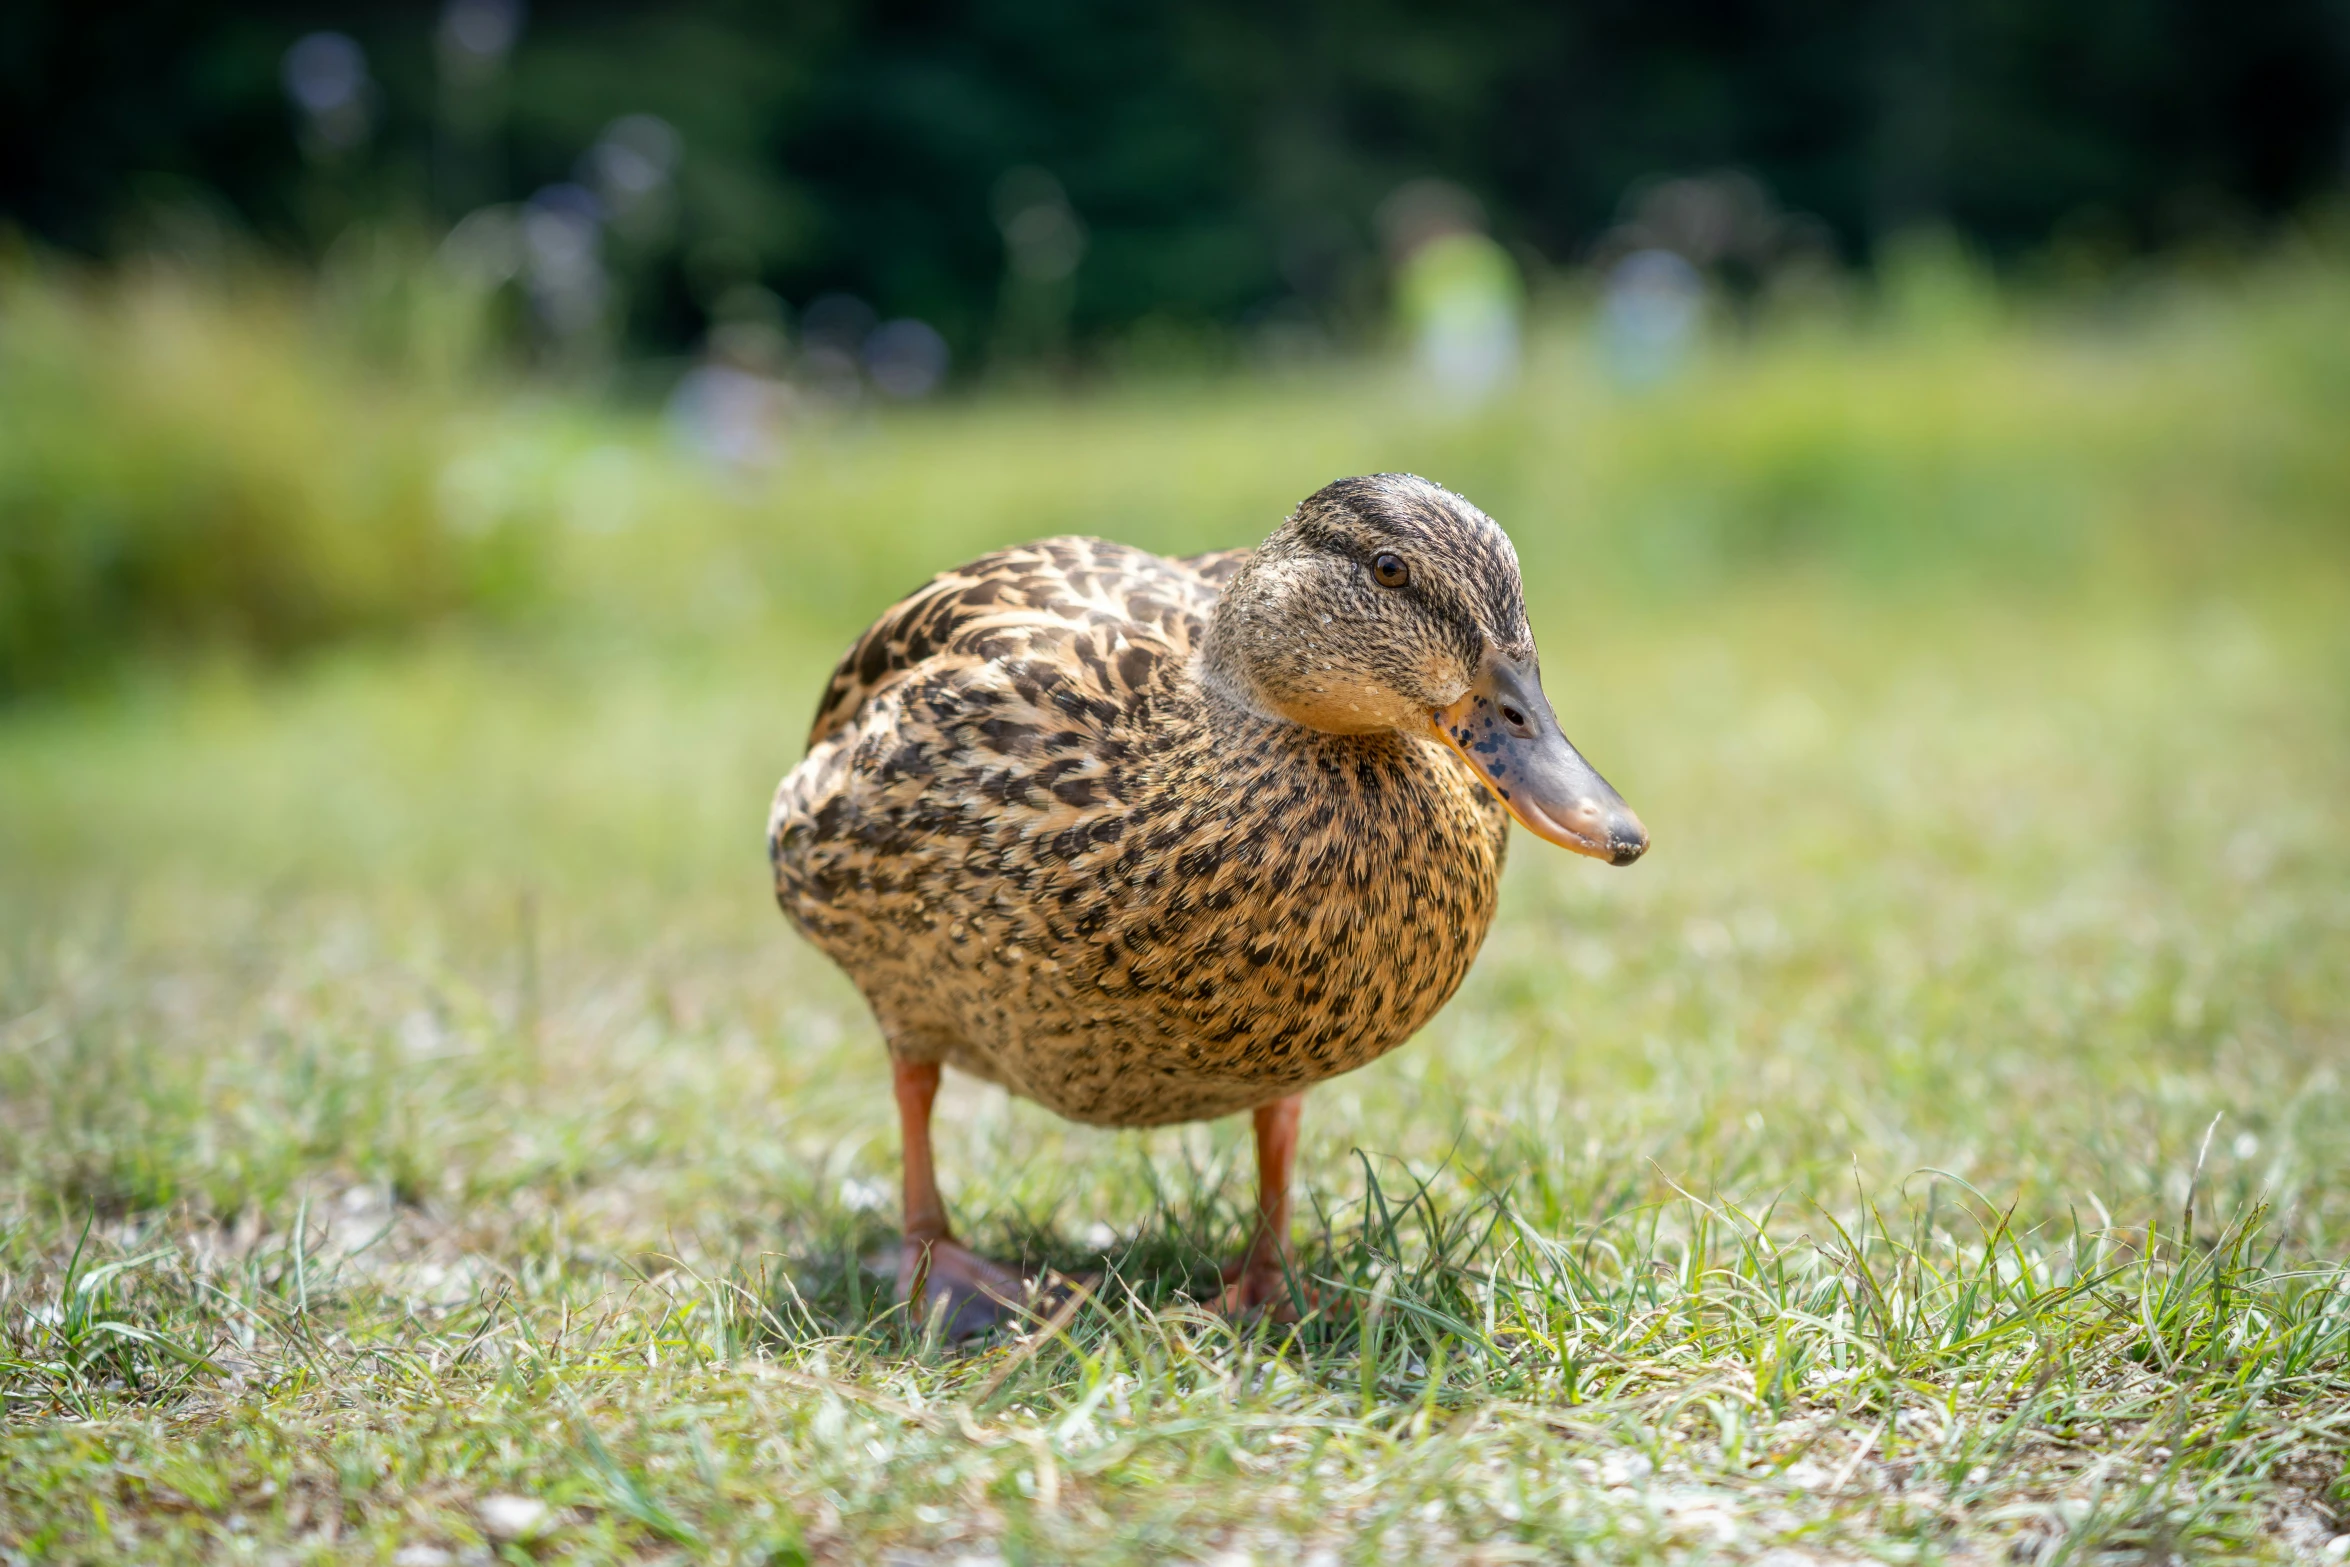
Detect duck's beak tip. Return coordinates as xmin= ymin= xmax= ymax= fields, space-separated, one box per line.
xmin=1518 ymin=790 xmax=1648 ymax=865
xmin=1428 ymin=658 xmax=1649 ymax=868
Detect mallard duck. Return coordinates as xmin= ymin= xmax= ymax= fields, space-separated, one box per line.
xmin=770 ymin=473 xmax=1645 ymax=1330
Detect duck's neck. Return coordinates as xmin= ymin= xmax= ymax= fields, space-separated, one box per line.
xmin=1197 ymin=576 xmax=1413 ymax=736
xmin=1192 ymin=635 xmax=1286 ymax=726
xmin=1195 ymin=584 xmax=1285 ymax=722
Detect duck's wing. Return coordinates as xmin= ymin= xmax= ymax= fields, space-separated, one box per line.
xmin=806 ymin=537 xmax=1253 ymax=748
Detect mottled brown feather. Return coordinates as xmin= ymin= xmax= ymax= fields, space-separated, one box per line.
xmin=770 ymin=481 xmax=1512 ymax=1127
xmin=806 ymin=539 xmax=1247 ymax=748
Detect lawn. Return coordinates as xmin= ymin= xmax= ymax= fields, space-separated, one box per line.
xmin=3 ymin=255 xmax=2349 ymax=1564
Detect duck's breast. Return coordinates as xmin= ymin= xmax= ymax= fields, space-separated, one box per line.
xmin=1022 ymin=723 xmax=1506 ymax=1123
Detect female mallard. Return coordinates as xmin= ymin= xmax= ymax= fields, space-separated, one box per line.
xmin=770 ymin=474 xmax=1645 ymax=1330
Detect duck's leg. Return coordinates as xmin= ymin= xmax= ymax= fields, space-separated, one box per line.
xmin=892 ymin=1059 xmax=1027 ymax=1337
xmin=1218 ymin=1092 xmax=1307 ymax=1318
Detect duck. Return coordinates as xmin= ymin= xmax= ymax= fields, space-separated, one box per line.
xmin=769 ymin=473 xmax=1646 ymax=1331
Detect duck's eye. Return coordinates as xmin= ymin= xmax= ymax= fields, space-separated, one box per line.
xmin=1373 ymin=552 xmax=1409 ymax=588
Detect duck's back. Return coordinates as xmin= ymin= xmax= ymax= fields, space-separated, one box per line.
xmin=801 ymin=537 xmax=1249 ymax=751
xmin=769 ymin=537 xmax=1505 ymax=1126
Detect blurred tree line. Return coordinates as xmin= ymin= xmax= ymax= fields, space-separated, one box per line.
xmin=4 ymin=0 xmax=2348 ymax=368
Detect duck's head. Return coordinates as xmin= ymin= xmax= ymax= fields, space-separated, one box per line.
xmin=1203 ymin=473 xmax=1647 ymax=865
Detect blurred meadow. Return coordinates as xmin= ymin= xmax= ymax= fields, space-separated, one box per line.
xmin=6 ymin=5 xmax=2350 ymax=1559
xmin=5 ymin=237 xmax=2349 ymax=1563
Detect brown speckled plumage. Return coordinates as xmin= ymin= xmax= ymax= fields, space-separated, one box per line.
xmin=769 ymin=474 xmax=1534 ymax=1127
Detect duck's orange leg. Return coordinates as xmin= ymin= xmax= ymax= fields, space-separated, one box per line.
xmin=892 ymin=1059 xmax=1026 ymax=1336
xmin=1218 ymin=1093 xmax=1307 ymax=1318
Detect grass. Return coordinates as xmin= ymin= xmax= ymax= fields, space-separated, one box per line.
xmin=3 ymin=251 xmax=2349 ymax=1563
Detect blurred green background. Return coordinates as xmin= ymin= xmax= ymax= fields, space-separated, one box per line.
xmin=4 ymin=1 xmax=2349 ymax=696
xmin=4 ymin=11 xmax=2350 ymax=1558
xmin=12 ymin=0 xmax=2350 ymax=350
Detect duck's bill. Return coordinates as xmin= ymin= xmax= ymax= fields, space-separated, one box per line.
xmin=1428 ymin=657 xmax=1649 ymax=865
